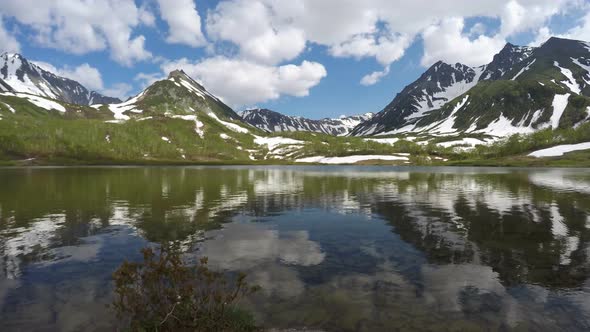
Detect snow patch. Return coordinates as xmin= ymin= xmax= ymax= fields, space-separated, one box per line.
xmin=475 ymin=114 xmax=536 ymax=137
xmin=430 ymin=95 xmax=470 ymax=134
xmin=171 ymin=112 xmax=204 ymax=138
xmin=2 ymin=102 xmax=16 ymax=113
xmin=550 ymin=94 xmax=570 ymax=129
xmin=15 ymin=93 xmax=66 ymax=112
xmin=254 ymin=136 xmax=304 ymax=151
xmin=161 ymin=136 xmax=170 ymax=143
xmin=108 ymin=92 xmax=145 ymax=120
xmin=528 ymin=142 xmax=590 ymax=157
xmin=571 ymin=58 xmax=590 ymax=86
xmin=207 ymin=112 xmax=249 ymax=133
xmin=296 ymin=154 xmax=410 ymax=164
xmin=511 ymin=59 xmax=536 ymax=80
xmin=364 ymin=138 xmax=399 ymax=145
xmin=554 ymin=62 xmax=581 ymax=94
xmin=437 ymin=138 xmax=486 ymax=148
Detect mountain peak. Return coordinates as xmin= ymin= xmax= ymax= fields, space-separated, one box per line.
xmin=0 ymin=52 xmax=121 ymax=105
xmin=0 ymin=52 xmax=23 ymax=60
xmin=535 ymin=36 xmax=589 ymax=58
xmin=168 ymin=69 xmax=189 ymax=80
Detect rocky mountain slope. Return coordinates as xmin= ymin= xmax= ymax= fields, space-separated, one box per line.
xmin=0 ymin=53 xmax=120 ymax=105
xmin=239 ymin=108 xmax=374 ymax=136
xmin=351 ymin=37 xmax=590 ymax=138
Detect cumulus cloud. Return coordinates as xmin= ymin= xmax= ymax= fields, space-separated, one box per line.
xmin=157 ymin=0 xmax=206 ymax=47
xmin=201 ymin=0 xmax=580 ymax=85
xmin=330 ymin=31 xmax=411 ymax=84
xmin=499 ymin=0 xmax=563 ymax=37
xmin=530 ymin=11 xmax=590 ymax=47
xmin=101 ymin=83 xmax=134 ymax=100
xmin=560 ymin=12 xmax=590 ymax=41
xmin=0 ymin=16 xmax=20 ymax=53
xmin=160 ymin=56 xmax=326 ymax=107
xmin=33 ymin=61 xmax=132 ymax=99
xmin=330 ymin=32 xmax=412 ymax=66
xmin=1 ymin=0 xmax=152 ymax=66
xmin=419 ymin=0 xmax=571 ymax=67
xmin=421 ymin=18 xmax=507 ymax=67
xmin=206 ymin=0 xmax=306 ymax=64
xmin=529 ymin=26 xmax=553 ymax=46
xmin=34 ymin=62 xmax=103 ymax=91
xmin=361 ymin=67 xmax=390 ymax=86
xmin=134 ymin=72 xmax=164 ymax=89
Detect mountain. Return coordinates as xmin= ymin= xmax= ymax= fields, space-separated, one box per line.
xmin=351 ymin=61 xmax=484 ymax=136
xmin=0 ymin=53 xmax=121 ymax=105
xmin=103 ymin=69 xmax=243 ymax=122
xmin=351 ymin=37 xmax=590 ymax=138
xmin=479 ymin=43 xmax=534 ymax=81
xmin=239 ymin=108 xmax=374 ymax=136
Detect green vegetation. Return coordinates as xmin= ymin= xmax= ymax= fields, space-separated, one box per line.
xmin=1 ymin=83 xmax=590 ymax=166
xmin=112 ymin=243 xmax=260 ymax=332
xmin=0 ymin=114 xmax=258 ymax=163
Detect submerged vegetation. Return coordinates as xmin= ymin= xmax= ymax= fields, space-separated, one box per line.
xmin=112 ymin=243 xmax=260 ymax=332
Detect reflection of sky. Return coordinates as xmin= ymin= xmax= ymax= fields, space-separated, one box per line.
xmin=1 ymin=167 xmax=590 ymax=330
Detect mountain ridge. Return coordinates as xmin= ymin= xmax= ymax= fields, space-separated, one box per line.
xmin=351 ymin=36 xmax=590 ymax=138
xmin=239 ymin=108 xmax=374 ymax=136
xmin=0 ymin=53 xmax=121 ymax=106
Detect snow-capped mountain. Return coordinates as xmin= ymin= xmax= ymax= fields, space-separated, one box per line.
xmin=479 ymin=43 xmax=534 ymax=81
xmin=351 ymin=61 xmax=485 ymax=136
xmin=104 ymin=69 xmax=244 ymax=124
xmin=0 ymin=53 xmax=121 ymax=105
xmin=351 ymin=37 xmax=590 ymax=138
xmin=239 ymin=108 xmax=374 ymax=136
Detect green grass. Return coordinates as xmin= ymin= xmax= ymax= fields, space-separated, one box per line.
xmin=0 ymin=114 xmax=260 ymax=163
xmin=1 ymin=89 xmax=590 ymax=166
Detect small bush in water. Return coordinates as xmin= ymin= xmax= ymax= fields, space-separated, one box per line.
xmin=112 ymin=243 xmax=260 ymax=331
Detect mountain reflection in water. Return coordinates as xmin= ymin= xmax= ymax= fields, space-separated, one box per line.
xmin=0 ymin=166 xmax=589 ymax=331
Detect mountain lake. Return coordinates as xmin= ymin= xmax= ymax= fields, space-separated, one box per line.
xmin=1 ymin=166 xmax=590 ymax=331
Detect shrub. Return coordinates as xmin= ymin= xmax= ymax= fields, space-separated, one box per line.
xmin=112 ymin=243 xmax=260 ymax=331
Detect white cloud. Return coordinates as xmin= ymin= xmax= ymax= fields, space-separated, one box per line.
xmin=202 ymin=0 xmax=581 ymax=85
xmin=0 ymin=16 xmax=20 ymax=53
xmin=361 ymin=67 xmax=390 ymax=86
xmin=33 ymin=61 xmax=131 ymax=99
xmin=500 ymin=0 xmax=564 ymax=37
xmin=530 ymin=11 xmax=590 ymax=46
xmin=561 ymin=12 xmax=590 ymax=41
xmin=206 ymin=0 xmax=306 ymax=64
xmin=469 ymin=23 xmax=487 ymax=37
xmin=101 ymin=83 xmax=133 ymax=100
xmin=330 ymin=32 xmax=412 ymax=66
xmin=529 ymin=26 xmax=553 ymax=46
xmin=134 ymin=72 xmax=164 ymax=88
xmin=157 ymin=0 xmax=206 ymax=47
xmin=421 ymin=18 xmax=507 ymax=67
xmin=1 ymin=0 xmax=152 ymax=66
xmin=161 ymin=57 xmax=326 ymax=107
xmin=419 ymin=0 xmax=572 ymax=67
xmin=33 ymin=62 xmax=103 ymax=91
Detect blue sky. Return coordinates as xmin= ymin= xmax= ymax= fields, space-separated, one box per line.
xmin=1 ymin=0 xmax=589 ymax=119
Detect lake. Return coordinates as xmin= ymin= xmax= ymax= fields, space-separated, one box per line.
xmin=1 ymin=166 xmax=590 ymax=331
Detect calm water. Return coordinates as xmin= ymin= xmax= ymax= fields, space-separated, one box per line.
xmin=1 ymin=166 xmax=590 ymax=331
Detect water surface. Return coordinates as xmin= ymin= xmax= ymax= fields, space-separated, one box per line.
xmin=1 ymin=166 xmax=590 ymax=331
